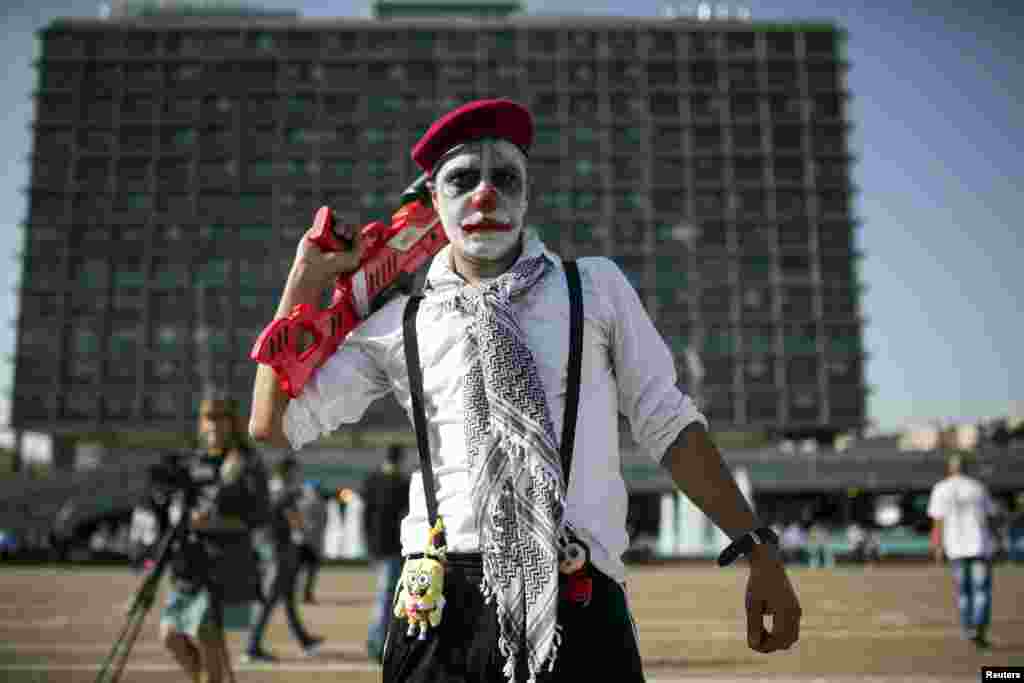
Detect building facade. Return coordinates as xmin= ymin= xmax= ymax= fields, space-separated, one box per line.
xmin=15 ymin=2 xmax=865 ymax=441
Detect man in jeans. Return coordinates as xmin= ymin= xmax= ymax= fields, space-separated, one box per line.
xmin=360 ymin=444 xmax=410 ymax=662
xmin=928 ymin=454 xmax=1000 ymax=650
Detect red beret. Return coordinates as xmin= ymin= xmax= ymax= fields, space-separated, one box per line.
xmin=411 ymin=98 xmax=534 ymax=174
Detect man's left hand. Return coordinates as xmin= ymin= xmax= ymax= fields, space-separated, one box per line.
xmin=744 ymin=544 xmax=801 ymax=653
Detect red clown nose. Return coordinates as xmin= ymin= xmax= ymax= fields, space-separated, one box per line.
xmin=470 ymin=185 xmax=498 ymax=213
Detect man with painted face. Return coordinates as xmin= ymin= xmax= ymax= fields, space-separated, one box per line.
xmin=250 ymin=99 xmax=802 ymax=682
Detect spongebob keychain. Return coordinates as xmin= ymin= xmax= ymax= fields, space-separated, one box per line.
xmin=395 ymin=518 xmax=448 ymax=640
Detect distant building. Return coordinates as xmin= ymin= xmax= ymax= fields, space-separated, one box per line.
xmin=15 ymin=1 xmax=865 ymax=442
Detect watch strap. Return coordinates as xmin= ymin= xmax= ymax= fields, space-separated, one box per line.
xmin=717 ymin=526 xmax=779 ymax=567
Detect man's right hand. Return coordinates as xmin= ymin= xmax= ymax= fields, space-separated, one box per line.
xmin=288 ymin=213 xmax=364 ymax=292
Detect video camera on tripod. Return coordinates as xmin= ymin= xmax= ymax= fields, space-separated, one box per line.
xmin=96 ymin=451 xmax=237 ymax=683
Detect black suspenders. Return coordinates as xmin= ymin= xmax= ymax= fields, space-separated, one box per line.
xmin=402 ymin=260 xmax=584 ymax=530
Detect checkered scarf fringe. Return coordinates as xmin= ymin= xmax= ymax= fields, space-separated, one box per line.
xmin=425 ymin=252 xmax=568 ymax=682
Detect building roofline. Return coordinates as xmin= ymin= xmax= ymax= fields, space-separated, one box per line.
xmin=41 ymin=16 xmax=846 ymax=33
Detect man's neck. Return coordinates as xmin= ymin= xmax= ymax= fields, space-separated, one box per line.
xmin=450 ymin=239 xmax=523 ymax=286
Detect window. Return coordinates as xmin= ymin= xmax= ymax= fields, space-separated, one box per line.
xmin=744 ymin=325 xmax=774 ymax=353
xmin=196 ymin=258 xmax=228 ymax=288
xmin=148 ymin=392 xmax=179 ymax=419
xmin=76 ymin=258 xmax=108 ymax=289
xmin=73 ymin=326 xmax=100 ymax=354
xmin=783 ymin=323 xmax=817 ymax=354
xmin=64 ymin=391 xmax=98 ymax=419
xmin=66 ymin=356 xmax=100 ymax=384
xmin=152 ymin=260 xmax=186 ymax=290
xmin=239 ymin=223 xmax=274 ymax=242
xmin=703 ymin=327 xmax=735 ymax=355
xmin=110 ymin=325 xmax=141 ymax=355
xmin=113 ymin=261 xmax=145 ymax=289
xmin=613 ymin=127 xmax=646 ymax=148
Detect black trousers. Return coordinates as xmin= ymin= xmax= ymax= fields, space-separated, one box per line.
xmin=383 ymin=554 xmax=645 ymax=683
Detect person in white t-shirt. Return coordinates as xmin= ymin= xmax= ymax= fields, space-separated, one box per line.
xmin=249 ymin=98 xmax=802 ymax=682
xmin=927 ymin=454 xmax=998 ymax=649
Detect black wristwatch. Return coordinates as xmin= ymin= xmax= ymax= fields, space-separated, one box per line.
xmin=717 ymin=526 xmax=779 ymax=567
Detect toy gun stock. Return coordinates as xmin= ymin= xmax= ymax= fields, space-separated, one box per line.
xmin=250 ymin=175 xmax=448 ymax=398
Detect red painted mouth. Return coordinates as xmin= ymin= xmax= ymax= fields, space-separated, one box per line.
xmin=463 ymin=221 xmax=514 ymax=233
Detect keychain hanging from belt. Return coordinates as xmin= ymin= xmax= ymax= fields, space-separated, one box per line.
xmin=398 ymin=259 xmax=589 ymax=641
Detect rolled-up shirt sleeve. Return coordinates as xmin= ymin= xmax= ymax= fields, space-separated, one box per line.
xmin=594 ymin=258 xmax=707 ymax=462
xmin=283 ymin=312 xmax=397 ymax=450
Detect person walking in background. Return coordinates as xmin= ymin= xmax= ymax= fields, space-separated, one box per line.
xmin=927 ymin=454 xmax=1000 ymax=650
xmin=297 ymin=478 xmax=329 ymax=604
xmin=360 ymin=444 xmax=410 ymax=663
xmin=243 ymin=457 xmax=324 ymax=663
xmin=1007 ymin=492 xmax=1024 ymax=563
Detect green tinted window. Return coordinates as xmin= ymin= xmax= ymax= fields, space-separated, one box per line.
xmin=173 ymin=128 xmax=196 ymax=146
xmin=368 ymin=96 xmax=403 ymax=114
xmin=251 ymin=160 xmax=275 ymax=177
xmin=575 ymin=159 xmax=595 ymax=176
xmin=535 ymin=126 xmax=560 ymax=147
xmin=196 ymin=258 xmax=228 ymax=287
xmin=74 ymin=328 xmax=99 ymax=354
xmin=411 ymin=31 xmax=435 ymax=49
xmin=253 ymin=33 xmax=275 ymax=50
xmin=285 ymin=128 xmax=310 ymax=144
xmin=201 ymin=223 xmax=230 ymax=240
xmin=113 ymin=264 xmax=145 ymax=288
xmin=239 ymin=193 xmax=269 ymax=210
xmin=127 ymin=193 xmax=151 ymax=210
xmin=365 ymin=128 xmax=387 ymax=144
xmin=529 ymin=224 xmax=559 ymax=241
xmin=240 ymin=223 xmax=273 ymax=242
xmin=828 ymin=335 xmax=861 ymax=353
xmin=784 ymin=334 xmax=816 ymax=354
xmin=574 ymin=192 xmax=598 ymax=211
xmin=704 ymin=331 xmax=735 ymax=355
xmin=573 ymin=127 xmax=598 ymax=144
xmin=539 ymin=192 xmax=571 ymax=210
xmin=748 ymin=332 xmax=773 ymax=352
xmin=573 ymin=223 xmax=594 ymax=243
xmin=288 ymin=96 xmax=315 ymax=114
xmin=77 ymin=259 xmax=107 ymax=289
xmin=110 ymin=328 xmax=139 ymax=354
xmin=153 ymin=263 xmax=185 ymax=289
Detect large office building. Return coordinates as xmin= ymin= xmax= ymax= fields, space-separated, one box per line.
xmin=15 ymin=0 xmax=865 ymax=443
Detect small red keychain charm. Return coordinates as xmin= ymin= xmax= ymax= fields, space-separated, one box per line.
xmin=558 ymin=532 xmax=593 ymax=608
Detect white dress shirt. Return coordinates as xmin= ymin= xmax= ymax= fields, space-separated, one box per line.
xmin=284 ymin=235 xmax=706 ymax=582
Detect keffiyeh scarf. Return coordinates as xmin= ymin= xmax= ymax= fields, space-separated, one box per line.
xmin=424 ymin=242 xmax=567 ymax=682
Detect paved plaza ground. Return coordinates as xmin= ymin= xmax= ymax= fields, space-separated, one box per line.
xmin=0 ymin=562 xmax=1021 ymax=682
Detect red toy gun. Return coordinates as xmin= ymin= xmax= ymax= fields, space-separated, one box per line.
xmin=250 ymin=175 xmax=448 ymax=398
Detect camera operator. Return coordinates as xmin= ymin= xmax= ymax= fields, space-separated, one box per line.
xmin=158 ymin=392 xmax=271 ymax=683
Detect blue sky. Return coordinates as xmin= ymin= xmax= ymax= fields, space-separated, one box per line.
xmin=1 ymin=0 xmax=1020 ymax=433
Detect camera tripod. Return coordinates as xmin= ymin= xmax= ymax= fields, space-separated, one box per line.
xmin=95 ymin=493 xmax=238 ymax=683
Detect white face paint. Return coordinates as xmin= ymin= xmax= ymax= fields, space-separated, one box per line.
xmin=430 ymin=139 xmax=528 ymax=263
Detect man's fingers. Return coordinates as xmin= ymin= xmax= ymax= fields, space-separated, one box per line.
xmin=746 ymin=595 xmax=767 ymax=650
xmin=760 ymin=607 xmax=801 ymax=652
